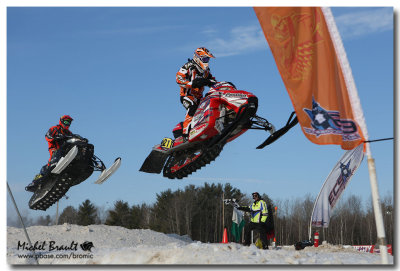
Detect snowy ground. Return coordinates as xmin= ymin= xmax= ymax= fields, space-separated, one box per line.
xmin=7 ymin=224 xmax=393 ymax=265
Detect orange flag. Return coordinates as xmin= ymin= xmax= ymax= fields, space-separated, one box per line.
xmin=254 ymin=7 xmax=365 ymax=150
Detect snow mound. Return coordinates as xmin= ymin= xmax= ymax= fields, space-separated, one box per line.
xmin=7 ymin=224 xmax=393 ymax=265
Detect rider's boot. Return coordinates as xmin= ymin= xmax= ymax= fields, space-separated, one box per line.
xmin=25 ymin=150 xmax=61 ymax=192
xmin=25 ymin=165 xmax=51 ymax=192
xmin=173 ymin=122 xmax=184 ymax=139
xmin=182 ymin=115 xmax=193 ymax=140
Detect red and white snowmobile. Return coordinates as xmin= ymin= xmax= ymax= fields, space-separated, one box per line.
xmin=140 ymin=81 xmax=298 ymax=179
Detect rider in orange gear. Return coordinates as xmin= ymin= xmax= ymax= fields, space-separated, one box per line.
xmin=46 ymin=115 xmax=74 ymax=162
xmin=176 ymin=47 xmax=216 ymax=137
xmin=25 ymin=115 xmax=74 ymax=192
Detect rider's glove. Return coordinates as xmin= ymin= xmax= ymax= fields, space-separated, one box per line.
xmin=207 ymin=79 xmax=217 ymax=87
xmin=53 ymin=135 xmax=65 ymax=142
xmin=192 ymin=77 xmax=212 ymax=88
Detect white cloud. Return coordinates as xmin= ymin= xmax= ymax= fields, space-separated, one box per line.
xmin=184 ymin=8 xmax=393 ymax=58
xmin=334 ymin=8 xmax=393 ymax=39
xmin=93 ymin=24 xmax=185 ymax=36
xmin=203 ymin=25 xmax=268 ymax=57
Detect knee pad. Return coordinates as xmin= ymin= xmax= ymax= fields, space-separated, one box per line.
xmin=181 ymin=96 xmax=194 ymax=110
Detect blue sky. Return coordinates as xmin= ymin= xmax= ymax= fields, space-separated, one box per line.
xmin=4 ymin=6 xmax=394 ymax=222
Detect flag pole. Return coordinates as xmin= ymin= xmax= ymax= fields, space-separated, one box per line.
xmin=308 ymin=182 xmax=325 ymax=241
xmin=308 ymin=196 xmax=318 ymax=241
xmin=222 ymin=192 xmax=225 ymax=236
xmin=308 ymin=152 xmax=343 ymax=241
xmin=366 ymin=145 xmax=389 ymax=262
xmin=321 ymin=7 xmax=389 ymax=264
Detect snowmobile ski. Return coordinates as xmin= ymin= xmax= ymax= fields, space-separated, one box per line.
xmin=94 ymin=157 xmax=122 ymax=184
xmin=51 ymin=146 xmax=78 ymax=174
xmin=256 ymin=111 xmax=298 ymax=149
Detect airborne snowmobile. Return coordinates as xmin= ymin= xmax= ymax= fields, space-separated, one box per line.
xmin=140 ymin=81 xmax=298 ymax=179
xmin=27 ymin=134 xmax=121 ymax=211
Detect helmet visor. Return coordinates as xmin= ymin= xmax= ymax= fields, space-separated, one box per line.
xmin=200 ymin=56 xmax=210 ymax=63
xmin=62 ymin=119 xmax=71 ymax=126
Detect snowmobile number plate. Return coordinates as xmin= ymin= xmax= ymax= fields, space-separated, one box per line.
xmin=160 ymin=138 xmax=174 ymax=150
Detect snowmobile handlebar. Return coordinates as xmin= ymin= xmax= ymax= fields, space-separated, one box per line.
xmin=66 ymin=137 xmax=87 ymax=144
xmin=57 ymin=134 xmax=88 ymax=146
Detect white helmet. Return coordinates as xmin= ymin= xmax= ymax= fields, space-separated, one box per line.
xmin=193 ymin=47 xmax=215 ymax=72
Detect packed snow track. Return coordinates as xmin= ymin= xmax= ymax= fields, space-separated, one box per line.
xmin=7 ymin=225 xmax=392 ymax=265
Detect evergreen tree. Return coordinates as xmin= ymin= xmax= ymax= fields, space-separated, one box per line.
xmin=150 ymin=189 xmax=176 ymax=233
xmin=36 ymin=215 xmax=52 ymax=226
xmin=130 ymin=204 xmax=145 ymax=229
xmin=77 ymin=199 xmax=98 ymax=226
xmin=58 ymin=206 xmax=78 ymax=224
xmin=105 ymin=200 xmax=134 ymax=228
xmin=261 ymin=193 xmax=274 ymax=206
xmin=148 ymin=182 xmax=247 ymax=243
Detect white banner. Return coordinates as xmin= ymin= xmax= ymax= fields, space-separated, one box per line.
xmin=311 ymin=143 xmax=364 ymax=227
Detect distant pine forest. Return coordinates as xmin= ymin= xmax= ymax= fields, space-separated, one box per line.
xmin=10 ymin=183 xmax=394 ymax=246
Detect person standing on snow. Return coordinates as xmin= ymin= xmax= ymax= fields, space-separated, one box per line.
xmin=237 ymin=192 xmax=270 ymax=250
xmin=176 ymin=47 xmax=216 ymax=138
xmin=25 ymin=115 xmax=74 ymax=191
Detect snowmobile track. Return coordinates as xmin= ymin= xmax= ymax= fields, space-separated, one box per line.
xmin=29 ymin=175 xmax=73 ymax=211
xmin=29 ymin=171 xmax=81 ymax=211
xmin=163 ymin=144 xmax=223 ymax=179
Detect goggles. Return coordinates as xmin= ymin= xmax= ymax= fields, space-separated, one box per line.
xmin=200 ymin=56 xmax=210 ymax=63
xmin=62 ymin=120 xmax=71 ymax=126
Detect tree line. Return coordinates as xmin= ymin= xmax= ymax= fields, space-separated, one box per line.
xmin=273 ymin=193 xmax=393 ymax=246
xmin=13 ymin=183 xmax=393 ymax=246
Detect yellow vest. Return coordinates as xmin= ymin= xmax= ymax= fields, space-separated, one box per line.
xmin=250 ymin=200 xmax=268 ymax=223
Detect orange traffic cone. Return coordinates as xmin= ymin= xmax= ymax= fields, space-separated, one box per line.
xmin=221 ymin=228 xmax=228 ymax=243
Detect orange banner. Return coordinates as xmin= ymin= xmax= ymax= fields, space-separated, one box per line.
xmin=254 ymin=7 xmax=365 ymax=150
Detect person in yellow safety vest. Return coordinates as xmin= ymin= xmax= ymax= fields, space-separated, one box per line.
xmin=237 ymin=192 xmax=269 ymax=249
